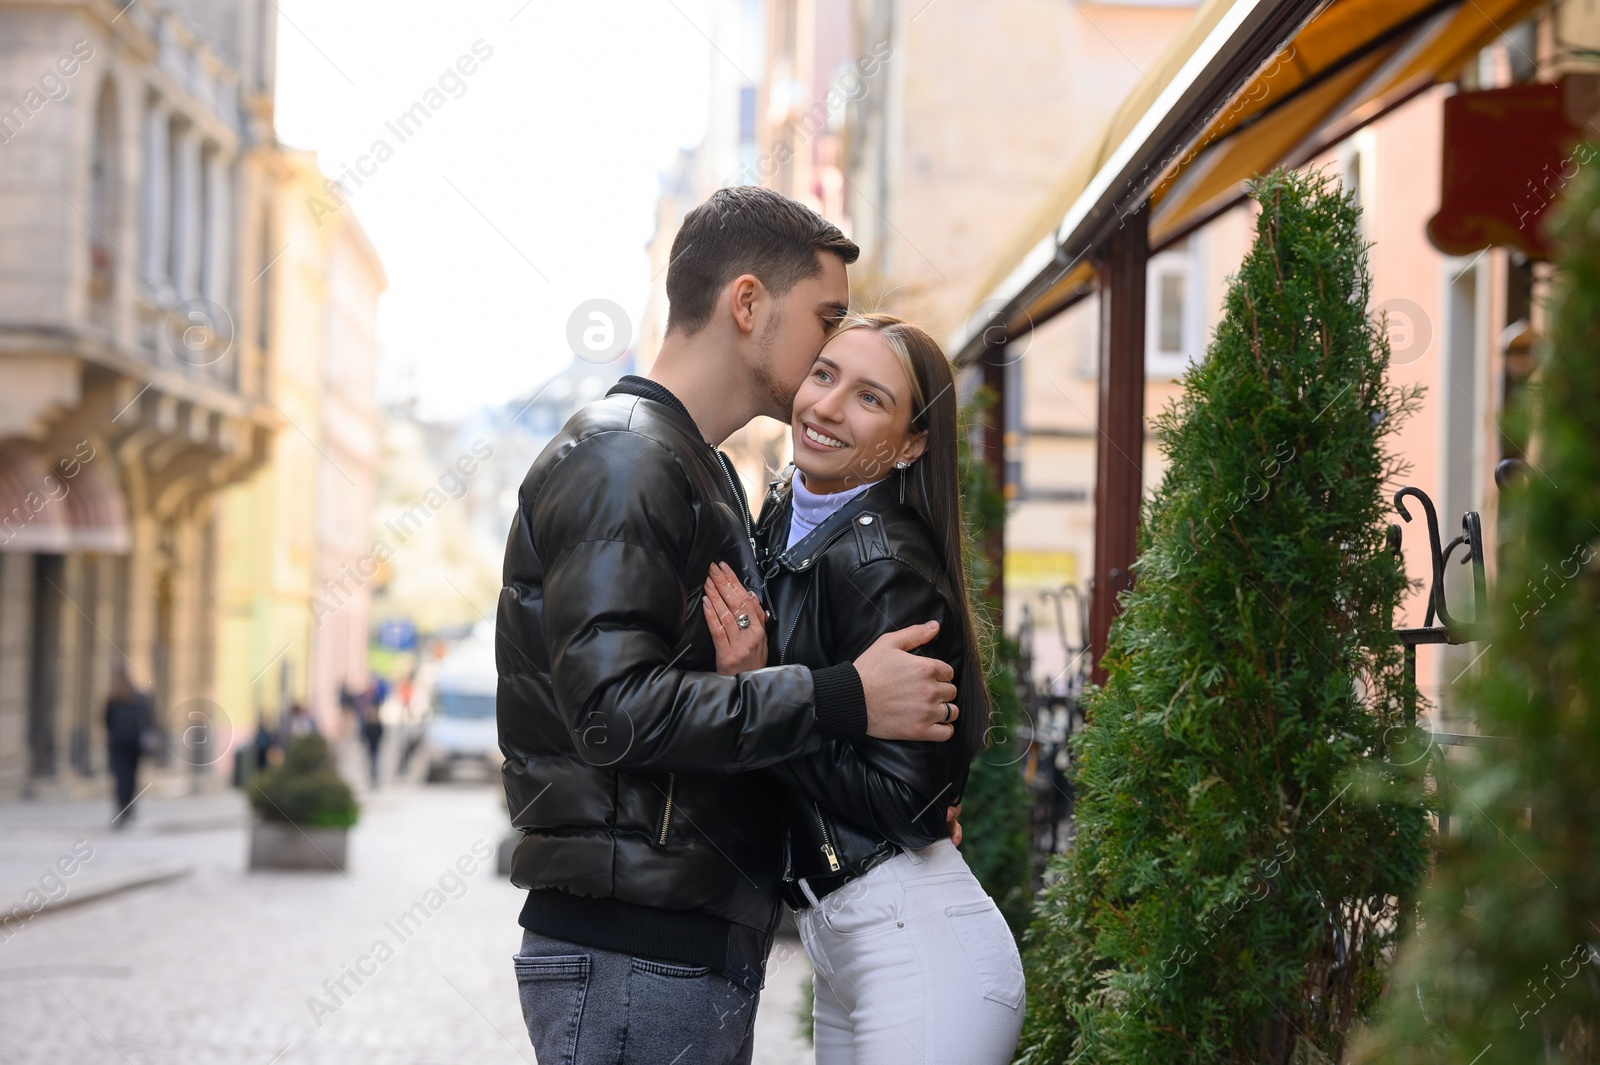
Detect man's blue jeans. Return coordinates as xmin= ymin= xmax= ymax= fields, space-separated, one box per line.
xmin=513 ymin=929 xmax=760 ymax=1064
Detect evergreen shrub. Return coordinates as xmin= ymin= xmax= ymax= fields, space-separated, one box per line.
xmin=1017 ymin=168 xmax=1431 ymax=1064
xmin=1350 ymin=144 xmax=1600 ymax=1065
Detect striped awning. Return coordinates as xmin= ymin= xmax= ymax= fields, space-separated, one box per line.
xmin=0 ymin=447 xmax=130 ymax=554
xmin=951 ymin=0 xmax=1552 ymax=364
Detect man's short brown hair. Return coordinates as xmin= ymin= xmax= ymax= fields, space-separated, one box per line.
xmin=664 ymin=186 xmax=859 ymax=336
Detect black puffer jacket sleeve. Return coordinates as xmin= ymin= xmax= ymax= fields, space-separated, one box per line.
xmin=764 ymin=555 xmax=967 ymax=848
xmin=526 ymin=431 xmax=827 ymax=773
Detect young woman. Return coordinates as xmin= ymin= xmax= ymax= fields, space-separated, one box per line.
xmin=701 ymin=313 xmax=1025 ymax=1063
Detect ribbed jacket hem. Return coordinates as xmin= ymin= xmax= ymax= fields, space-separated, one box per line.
xmin=518 ymin=889 xmax=775 ymax=991
xmin=810 ymin=663 xmax=867 ymax=739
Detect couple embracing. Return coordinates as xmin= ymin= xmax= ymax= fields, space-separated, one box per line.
xmin=496 ymin=186 xmax=1024 ymax=1064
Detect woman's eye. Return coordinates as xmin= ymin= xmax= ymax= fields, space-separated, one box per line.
xmin=861 ymin=393 xmax=880 ymax=406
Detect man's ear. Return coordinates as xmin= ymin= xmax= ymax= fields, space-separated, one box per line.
xmin=901 ymin=430 xmax=929 ymax=465
xmin=727 ymin=274 xmax=762 ymax=336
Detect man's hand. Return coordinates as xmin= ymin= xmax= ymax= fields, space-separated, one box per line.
xmin=947 ymin=803 xmax=963 ymax=847
xmin=855 ymin=622 xmax=958 ymax=741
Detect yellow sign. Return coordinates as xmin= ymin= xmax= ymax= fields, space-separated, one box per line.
xmin=1005 ymin=549 xmax=1078 ymax=587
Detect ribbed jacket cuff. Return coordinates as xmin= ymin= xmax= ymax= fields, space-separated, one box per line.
xmin=810 ymin=663 xmax=867 ymax=740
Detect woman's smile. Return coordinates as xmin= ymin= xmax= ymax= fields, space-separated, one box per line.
xmin=801 ymin=423 xmax=850 ymax=451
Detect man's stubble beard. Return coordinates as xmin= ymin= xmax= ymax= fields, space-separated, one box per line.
xmin=752 ymin=313 xmax=801 ymax=421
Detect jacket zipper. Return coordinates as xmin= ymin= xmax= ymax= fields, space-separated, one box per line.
xmin=715 ymin=451 xmax=758 ymax=560
xmin=777 ymin=579 xmax=811 ymax=666
xmin=658 ymin=773 xmax=676 ymax=845
xmin=774 ymin=578 xmax=837 ymax=873
xmin=814 ymin=801 xmax=841 ymax=872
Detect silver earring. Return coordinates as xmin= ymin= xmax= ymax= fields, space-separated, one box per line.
xmin=894 ymin=461 xmax=909 ymax=469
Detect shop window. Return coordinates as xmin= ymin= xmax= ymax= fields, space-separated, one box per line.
xmin=1146 ymin=242 xmax=1197 ymax=378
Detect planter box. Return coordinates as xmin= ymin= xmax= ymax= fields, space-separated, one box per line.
xmin=249 ymin=822 xmax=349 ymax=872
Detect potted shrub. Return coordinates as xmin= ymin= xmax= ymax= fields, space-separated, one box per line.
xmin=247 ymin=733 xmax=359 ymax=872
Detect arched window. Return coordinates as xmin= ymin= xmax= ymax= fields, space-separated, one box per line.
xmin=88 ymin=77 xmax=119 ymax=318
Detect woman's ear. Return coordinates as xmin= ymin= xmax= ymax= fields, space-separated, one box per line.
xmin=900 ymin=430 xmax=929 ymax=465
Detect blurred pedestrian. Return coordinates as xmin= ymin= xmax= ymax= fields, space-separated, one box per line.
xmin=283 ymin=702 xmax=319 ymax=741
xmin=396 ymin=672 xmax=424 ymax=776
xmin=357 ymin=679 xmax=384 ymax=787
xmin=338 ymin=681 xmax=358 ymax=740
xmin=104 ymin=668 xmax=153 ymax=827
xmin=255 ymin=715 xmax=279 ymax=768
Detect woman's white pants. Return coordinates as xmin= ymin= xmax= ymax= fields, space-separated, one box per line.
xmin=794 ymin=838 xmax=1025 ymax=1064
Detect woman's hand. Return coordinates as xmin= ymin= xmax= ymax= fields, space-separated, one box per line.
xmin=703 ymin=562 xmax=768 ymax=675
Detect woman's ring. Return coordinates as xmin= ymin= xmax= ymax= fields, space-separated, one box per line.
xmin=941 ymin=702 xmax=953 ymax=725
xmin=736 ymin=613 xmax=751 ymax=630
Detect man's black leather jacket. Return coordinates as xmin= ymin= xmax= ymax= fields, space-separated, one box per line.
xmin=496 ymin=377 xmax=867 ymax=991
xmin=753 ymin=468 xmax=971 ymax=907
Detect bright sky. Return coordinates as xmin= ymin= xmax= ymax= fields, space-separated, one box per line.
xmin=274 ymin=0 xmax=717 ymax=420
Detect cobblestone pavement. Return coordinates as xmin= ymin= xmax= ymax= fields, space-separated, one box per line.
xmin=0 ymin=776 xmax=815 ymax=1064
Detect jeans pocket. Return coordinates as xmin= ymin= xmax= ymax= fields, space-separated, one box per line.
xmin=945 ymin=899 xmax=1025 ymax=1009
xmin=817 ymin=875 xmax=904 ymax=938
xmin=623 ymin=957 xmax=753 ymax=1063
xmin=512 ymin=953 xmax=589 ymax=1064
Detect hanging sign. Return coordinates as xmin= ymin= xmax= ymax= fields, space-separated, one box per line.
xmin=1426 ymin=76 xmax=1600 ymax=260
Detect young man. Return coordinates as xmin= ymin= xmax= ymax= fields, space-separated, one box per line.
xmin=498 ymin=186 xmax=961 ymax=1064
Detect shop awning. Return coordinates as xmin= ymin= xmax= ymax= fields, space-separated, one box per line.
xmin=951 ymin=0 xmax=1551 ymax=365
xmin=0 ymin=448 xmax=130 ymax=554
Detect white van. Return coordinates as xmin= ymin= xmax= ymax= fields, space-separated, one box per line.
xmin=422 ymin=624 xmax=501 ymax=783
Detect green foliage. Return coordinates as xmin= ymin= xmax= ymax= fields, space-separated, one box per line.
xmin=795 ymin=971 xmax=815 ymax=1045
xmin=959 ymin=389 xmax=1038 ymax=937
xmin=248 ymin=733 xmax=360 ymax=829
xmin=1017 ymin=168 xmax=1431 ymax=1064
xmin=1350 ymin=148 xmax=1600 ymax=1064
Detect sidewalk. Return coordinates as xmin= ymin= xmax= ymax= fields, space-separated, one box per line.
xmin=0 ymin=776 xmax=817 ymax=1063
xmin=0 ymin=785 xmax=249 ymax=935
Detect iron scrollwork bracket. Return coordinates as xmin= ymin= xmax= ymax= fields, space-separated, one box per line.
xmin=1391 ymin=485 xmax=1487 ymax=637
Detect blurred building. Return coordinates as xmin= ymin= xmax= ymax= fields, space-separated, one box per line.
xmin=0 ymin=0 xmax=278 ymax=796
xmin=938 ymin=0 xmax=1564 ymax=721
xmin=214 ymin=149 xmax=385 ymax=741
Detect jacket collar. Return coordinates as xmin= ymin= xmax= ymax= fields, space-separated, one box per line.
xmin=761 ymin=472 xmax=899 ymax=576
xmin=607 ymin=375 xmax=704 ymax=441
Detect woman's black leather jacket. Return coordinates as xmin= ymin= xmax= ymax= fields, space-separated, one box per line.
xmin=756 ymin=468 xmax=972 ymax=907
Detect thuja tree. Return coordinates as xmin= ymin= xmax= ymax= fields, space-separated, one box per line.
xmin=1016 ymin=168 xmax=1431 ymax=1064
xmin=1349 ymin=148 xmax=1600 ymax=1065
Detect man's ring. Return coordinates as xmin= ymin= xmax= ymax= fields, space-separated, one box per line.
xmin=941 ymin=702 xmax=953 ymax=725
xmin=736 ymin=613 xmax=751 ymax=630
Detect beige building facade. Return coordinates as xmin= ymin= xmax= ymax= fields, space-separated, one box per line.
xmin=214 ymin=148 xmax=384 ymax=745
xmin=0 ymin=0 xmax=281 ymax=797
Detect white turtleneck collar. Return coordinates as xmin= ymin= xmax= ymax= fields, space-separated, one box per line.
xmin=786 ymin=471 xmax=875 ymax=549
